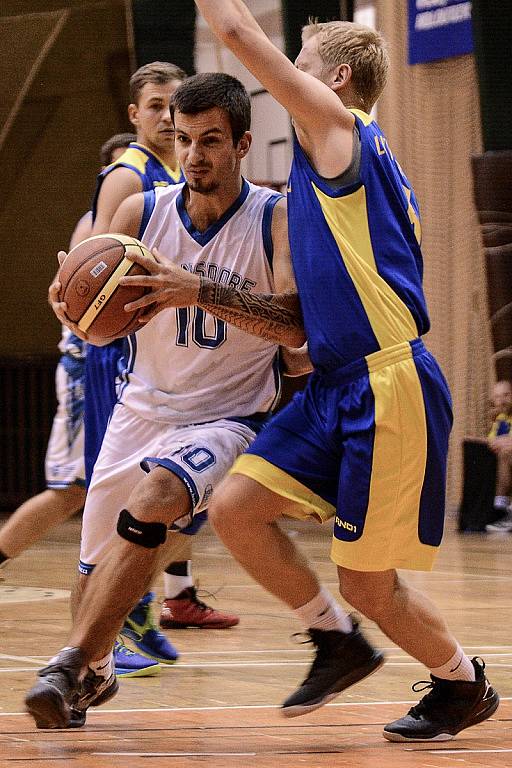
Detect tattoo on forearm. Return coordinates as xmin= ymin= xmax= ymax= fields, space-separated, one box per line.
xmin=197 ymin=276 xmax=304 ymax=345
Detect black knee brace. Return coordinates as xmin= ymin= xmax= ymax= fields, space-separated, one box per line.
xmin=117 ymin=509 xmax=167 ymax=548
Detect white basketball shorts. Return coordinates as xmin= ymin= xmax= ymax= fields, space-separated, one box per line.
xmin=79 ymin=403 xmax=257 ymax=569
xmin=45 ymin=358 xmax=85 ymax=488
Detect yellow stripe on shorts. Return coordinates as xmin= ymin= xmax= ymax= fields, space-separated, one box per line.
xmin=230 ymin=454 xmax=335 ymax=523
xmin=331 ymin=343 xmax=438 ymax=572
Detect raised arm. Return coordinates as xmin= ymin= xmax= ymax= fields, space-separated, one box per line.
xmin=194 ymin=0 xmax=354 ymax=175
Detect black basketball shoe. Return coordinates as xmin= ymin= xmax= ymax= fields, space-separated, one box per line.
xmin=25 ymin=647 xmax=84 ymax=729
xmin=281 ymin=619 xmax=385 ymax=717
xmin=68 ymin=665 xmax=119 ymax=728
xmin=383 ymin=657 xmax=499 ymax=742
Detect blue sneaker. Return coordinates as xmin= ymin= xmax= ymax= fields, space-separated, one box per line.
xmin=121 ymin=592 xmax=179 ymax=665
xmin=114 ymin=639 xmax=161 ymax=678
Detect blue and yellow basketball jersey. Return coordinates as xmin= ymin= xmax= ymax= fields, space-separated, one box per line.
xmin=287 ymin=109 xmax=429 ymax=371
xmin=91 ymin=142 xmax=183 ymax=221
xmin=488 ymin=414 xmax=512 ymax=438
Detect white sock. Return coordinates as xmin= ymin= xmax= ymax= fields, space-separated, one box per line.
xmin=494 ymin=495 xmax=510 ymax=509
xmin=294 ymin=587 xmax=353 ymax=633
xmin=89 ymin=651 xmax=114 ymax=679
xmin=164 ymin=572 xmax=193 ymax=599
xmin=429 ymin=646 xmax=475 ymax=682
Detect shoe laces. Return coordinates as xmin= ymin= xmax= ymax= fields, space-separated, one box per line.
xmin=187 ymin=585 xmax=217 ymax=613
xmin=115 ymin=638 xmax=138 ymax=656
xmin=128 ymin=600 xmax=159 ymax=638
xmin=290 ymin=630 xmax=332 ymax=684
xmin=407 ymin=679 xmax=445 ymax=720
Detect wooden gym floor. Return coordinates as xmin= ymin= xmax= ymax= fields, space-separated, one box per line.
xmin=0 ymin=515 xmax=510 ymax=767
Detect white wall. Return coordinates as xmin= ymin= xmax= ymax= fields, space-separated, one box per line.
xmin=194 ymin=2 xmax=376 ymax=183
xmin=195 ymin=1 xmax=292 ymax=185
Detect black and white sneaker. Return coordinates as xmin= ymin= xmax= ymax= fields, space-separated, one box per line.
xmin=25 ymin=648 xmax=83 ymax=729
xmin=281 ymin=619 xmax=384 ymax=717
xmin=383 ymin=657 xmax=499 ymax=742
xmin=486 ymin=511 xmax=512 ymax=532
xmin=68 ymin=665 xmax=119 ymax=728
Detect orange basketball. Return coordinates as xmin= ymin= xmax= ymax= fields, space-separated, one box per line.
xmin=58 ymin=234 xmax=154 ymax=341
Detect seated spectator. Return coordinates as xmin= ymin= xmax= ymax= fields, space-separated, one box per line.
xmin=486 ymin=380 xmax=512 ymax=530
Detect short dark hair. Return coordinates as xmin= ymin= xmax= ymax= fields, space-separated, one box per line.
xmin=129 ymin=61 xmax=187 ymax=104
xmin=99 ymin=132 xmax=136 ymax=166
xmin=170 ymin=73 xmax=251 ymax=145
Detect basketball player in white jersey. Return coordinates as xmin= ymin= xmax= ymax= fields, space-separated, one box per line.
xmin=0 ymin=134 xmax=133 ymax=568
xmin=26 ymin=72 xmax=306 ymax=729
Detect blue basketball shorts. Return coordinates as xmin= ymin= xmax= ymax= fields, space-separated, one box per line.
xmin=230 ymin=339 xmax=453 ymax=572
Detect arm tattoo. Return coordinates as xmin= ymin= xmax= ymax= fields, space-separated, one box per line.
xmin=197 ymin=276 xmax=305 ymax=346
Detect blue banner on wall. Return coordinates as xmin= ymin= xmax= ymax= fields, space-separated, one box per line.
xmin=408 ymin=0 xmax=474 ymax=65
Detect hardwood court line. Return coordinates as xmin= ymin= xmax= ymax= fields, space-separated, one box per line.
xmin=0 ymin=654 xmax=46 ymax=664
xmin=2 ymin=646 xmax=512 ymax=659
xmin=431 ymin=749 xmax=512 ymax=754
xmin=1 ymin=697 xmax=511 ymax=716
xmin=93 ymin=752 xmax=259 ymax=757
xmin=216 ymin=572 xmax=512 ymax=587
xmin=2 ymin=660 xmax=511 ymax=674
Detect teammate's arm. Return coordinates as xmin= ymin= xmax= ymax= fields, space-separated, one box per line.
xmin=108 ymin=193 xmax=145 ymax=238
xmin=68 ymin=211 xmax=93 ymax=249
xmin=193 ymin=0 xmax=354 ymax=176
xmin=91 ymin=168 xmax=143 ymax=234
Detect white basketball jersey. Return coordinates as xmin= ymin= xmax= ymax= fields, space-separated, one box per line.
xmin=118 ymin=180 xmax=282 ymax=424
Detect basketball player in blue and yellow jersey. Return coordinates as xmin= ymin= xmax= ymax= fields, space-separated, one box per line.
xmin=86 ymin=62 xmax=186 ymax=483
xmin=190 ymin=2 xmax=499 ymax=742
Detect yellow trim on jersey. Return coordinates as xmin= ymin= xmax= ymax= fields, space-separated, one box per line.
xmin=402 ymin=185 xmax=422 ymax=244
xmin=136 ymin=143 xmax=182 ymax=183
xmin=114 ymin=147 xmax=150 ymax=175
xmin=331 ymin=348 xmax=436 ymax=572
xmin=313 ymin=183 xmax=418 ymax=348
xmin=229 ymin=455 xmax=335 ymax=523
xmin=349 ymin=108 xmax=373 ymax=126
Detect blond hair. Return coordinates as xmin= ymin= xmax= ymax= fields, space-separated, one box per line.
xmin=302 ymin=21 xmax=389 ymax=112
xmin=129 ymin=61 xmax=187 ymax=104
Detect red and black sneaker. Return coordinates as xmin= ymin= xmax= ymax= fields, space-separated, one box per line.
xmin=160 ymin=586 xmax=240 ymax=629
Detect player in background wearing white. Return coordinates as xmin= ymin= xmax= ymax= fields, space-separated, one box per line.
xmin=25 ymin=73 xmax=306 ymax=729
xmin=86 ymin=63 xmax=241 ymax=670
xmin=0 ymin=133 xmax=159 ymax=678
xmin=0 ymin=134 xmax=131 ymax=565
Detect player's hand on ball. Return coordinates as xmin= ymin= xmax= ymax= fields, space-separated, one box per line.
xmin=120 ymin=247 xmax=200 ymax=322
xmin=48 ymin=251 xmax=89 ymax=342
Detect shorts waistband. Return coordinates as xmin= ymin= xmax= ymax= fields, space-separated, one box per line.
xmin=320 ymin=339 xmax=426 ymax=387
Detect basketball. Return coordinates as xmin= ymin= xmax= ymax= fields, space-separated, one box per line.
xmin=58 ymin=234 xmax=154 ymax=340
